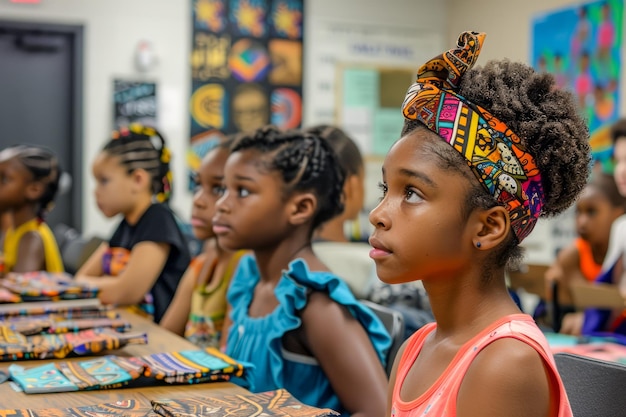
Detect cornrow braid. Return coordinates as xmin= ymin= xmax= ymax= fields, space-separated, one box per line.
xmin=104 ymin=123 xmax=173 ymax=202
xmin=12 ymin=145 xmax=61 ymax=220
xmin=233 ymin=126 xmax=345 ymax=230
xmin=305 ymin=125 xmax=364 ymax=177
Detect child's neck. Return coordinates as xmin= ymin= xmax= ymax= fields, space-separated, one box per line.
xmin=254 ymin=230 xmax=313 ymax=284
xmin=590 ymin=240 xmax=609 ymax=265
xmin=124 ymin=195 xmax=153 ymax=225
xmin=204 ymin=237 xmax=230 ymax=258
xmin=11 ymin=205 xmax=39 ymax=229
xmin=314 ymin=217 xmax=349 ymax=243
xmin=424 ymin=268 xmax=520 ymax=341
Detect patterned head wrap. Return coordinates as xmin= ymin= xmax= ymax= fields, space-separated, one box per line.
xmin=401 ymin=31 xmax=544 ymax=243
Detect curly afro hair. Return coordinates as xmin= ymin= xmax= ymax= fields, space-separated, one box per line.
xmin=401 ymin=59 xmax=591 ymax=269
xmin=456 ymin=59 xmax=591 ymax=218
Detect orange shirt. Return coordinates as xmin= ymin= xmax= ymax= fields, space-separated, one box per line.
xmin=391 ymin=314 xmax=572 ymax=417
xmin=575 ymin=237 xmax=602 ymax=282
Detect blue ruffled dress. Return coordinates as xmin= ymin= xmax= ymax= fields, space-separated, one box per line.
xmin=226 ymin=255 xmax=391 ymax=415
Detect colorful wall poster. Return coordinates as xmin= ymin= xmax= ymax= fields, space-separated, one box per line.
xmin=113 ymin=80 xmax=157 ymax=129
xmin=189 ymin=0 xmax=304 ymax=189
xmin=532 ymin=0 xmax=623 ymax=167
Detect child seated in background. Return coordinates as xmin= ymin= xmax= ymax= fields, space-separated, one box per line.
xmin=214 ymin=126 xmax=391 ymax=416
xmin=570 ymin=118 xmax=626 ymax=339
xmin=160 ymin=137 xmax=246 ymax=348
xmin=75 ymin=124 xmax=190 ymax=323
xmin=546 ymin=172 xmax=626 ymax=334
xmin=373 ymin=31 xmax=589 ymax=416
xmin=0 ymin=145 xmax=63 ymax=273
xmin=306 ymin=124 xmax=375 ymax=298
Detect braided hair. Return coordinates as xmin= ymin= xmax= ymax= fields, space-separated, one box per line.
xmin=305 ymin=125 xmax=364 ymax=177
xmin=233 ymin=126 xmax=345 ymax=231
xmin=103 ymin=124 xmax=173 ymax=202
xmin=11 ymin=145 xmax=61 ymax=220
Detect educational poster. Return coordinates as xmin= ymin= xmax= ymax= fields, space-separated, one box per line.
xmin=189 ymin=0 xmax=304 ymax=189
xmin=532 ymin=0 xmax=623 ymax=167
xmin=338 ymin=67 xmax=413 ymax=156
xmin=112 ymin=80 xmax=157 ymax=129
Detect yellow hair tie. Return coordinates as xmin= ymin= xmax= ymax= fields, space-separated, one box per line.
xmin=161 ymin=147 xmax=171 ymax=164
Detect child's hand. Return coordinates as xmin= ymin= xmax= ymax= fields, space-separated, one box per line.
xmin=560 ymin=312 xmax=584 ymax=336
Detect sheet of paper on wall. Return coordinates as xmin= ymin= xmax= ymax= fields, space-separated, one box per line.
xmin=340 ymin=68 xmax=379 ymax=153
xmin=373 ymin=108 xmax=404 ymax=156
xmin=340 ymin=107 xmax=373 ymax=154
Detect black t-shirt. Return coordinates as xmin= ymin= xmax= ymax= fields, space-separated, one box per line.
xmin=107 ymin=203 xmax=190 ymax=322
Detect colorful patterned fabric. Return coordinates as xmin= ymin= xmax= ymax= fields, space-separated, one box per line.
xmin=0 ymin=314 xmax=128 ymax=335
xmin=0 ymin=271 xmax=99 ymax=302
xmin=8 ymin=347 xmax=251 ymax=394
xmin=151 ymin=389 xmax=339 ymax=417
xmin=0 ymin=327 xmax=147 ymax=361
xmin=0 ymin=299 xmax=110 ymax=319
xmin=3 ymin=218 xmax=64 ymax=273
xmin=0 ymin=400 xmax=157 ymax=416
xmin=401 ymin=31 xmax=544 ymax=242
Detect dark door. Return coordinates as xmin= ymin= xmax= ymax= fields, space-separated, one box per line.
xmin=0 ymin=21 xmax=83 ymax=231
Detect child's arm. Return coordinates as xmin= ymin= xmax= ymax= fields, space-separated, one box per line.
xmin=12 ymin=231 xmax=45 ymax=272
xmin=456 ymin=338 xmax=552 ymax=417
xmin=75 ymin=242 xmax=108 ymax=277
xmin=219 ymin=303 xmax=233 ymax=351
xmin=545 ymin=243 xmax=584 ymax=305
xmin=302 ymin=292 xmax=387 ymax=417
xmin=75 ymin=241 xmax=170 ymax=306
xmin=159 ymin=264 xmax=196 ymax=335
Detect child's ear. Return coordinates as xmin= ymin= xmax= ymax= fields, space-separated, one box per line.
xmin=25 ymin=181 xmax=45 ymax=201
xmin=472 ymin=206 xmax=510 ymax=250
xmin=130 ymin=169 xmax=151 ymax=193
xmin=288 ymin=192 xmax=317 ymax=226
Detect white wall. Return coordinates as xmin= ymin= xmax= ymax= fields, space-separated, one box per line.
xmin=0 ymin=0 xmax=447 ymax=239
xmin=1 ymin=0 xmax=589 ymax=266
xmin=0 ymin=0 xmax=191 ymax=237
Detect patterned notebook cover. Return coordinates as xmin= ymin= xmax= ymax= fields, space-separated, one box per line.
xmin=0 ymin=399 xmax=158 ymax=416
xmin=0 ymin=327 xmax=147 ymax=361
xmin=9 ymin=347 xmax=251 ymax=394
xmin=0 ymin=314 xmax=129 ymax=335
xmin=0 ymin=298 xmax=108 ymax=318
xmin=0 ymin=271 xmax=99 ymax=302
xmin=151 ymin=389 xmax=339 ymax=417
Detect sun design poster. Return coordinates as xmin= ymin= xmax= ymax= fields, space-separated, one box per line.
xmin=532 ymin=0 xmax=623 ymax=167
xmin=189 ymin=0 xmax=304 ymax=188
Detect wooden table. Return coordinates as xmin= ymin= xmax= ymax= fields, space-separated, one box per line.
xmin=0 ymin=309 xmax=249 ymax=410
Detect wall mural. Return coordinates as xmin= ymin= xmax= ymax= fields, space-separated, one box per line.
xmin=188 ymin=0 xmax=304 ymax=188
xmin=532 ymin=0 xmax=623 ymax=170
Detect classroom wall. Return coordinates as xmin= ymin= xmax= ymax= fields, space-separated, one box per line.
xmin=0 ymin=0 xmax=605 ymax=266
xmin=0 ymin=0 xmax=447 ymax=239
xmin=0 ymin=0 xmax=191 ymax=238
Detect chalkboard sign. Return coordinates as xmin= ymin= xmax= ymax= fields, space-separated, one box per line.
xmin=113 ymin=80 xmax=157 ymax=128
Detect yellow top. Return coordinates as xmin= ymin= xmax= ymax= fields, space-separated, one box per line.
xmin=3 ymin=218 xmax=64 ymax=273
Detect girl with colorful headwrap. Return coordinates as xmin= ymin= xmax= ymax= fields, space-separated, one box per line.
xmin=75 ymin=124 xmax=191 ymax=323
xmin=369 ymin=31 xmax=590 ymax=416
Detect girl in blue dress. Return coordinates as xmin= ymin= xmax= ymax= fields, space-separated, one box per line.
xmin=213 ymin=126 xmax=391 ymax=417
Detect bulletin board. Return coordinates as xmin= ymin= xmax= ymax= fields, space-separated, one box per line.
xmin=112 ymin=80 xmax=157 ymax=130
xmin=334 ymin=64 xmax=416 ymax=218
xmin=335 ymin=64 xmax=414 ymax=157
